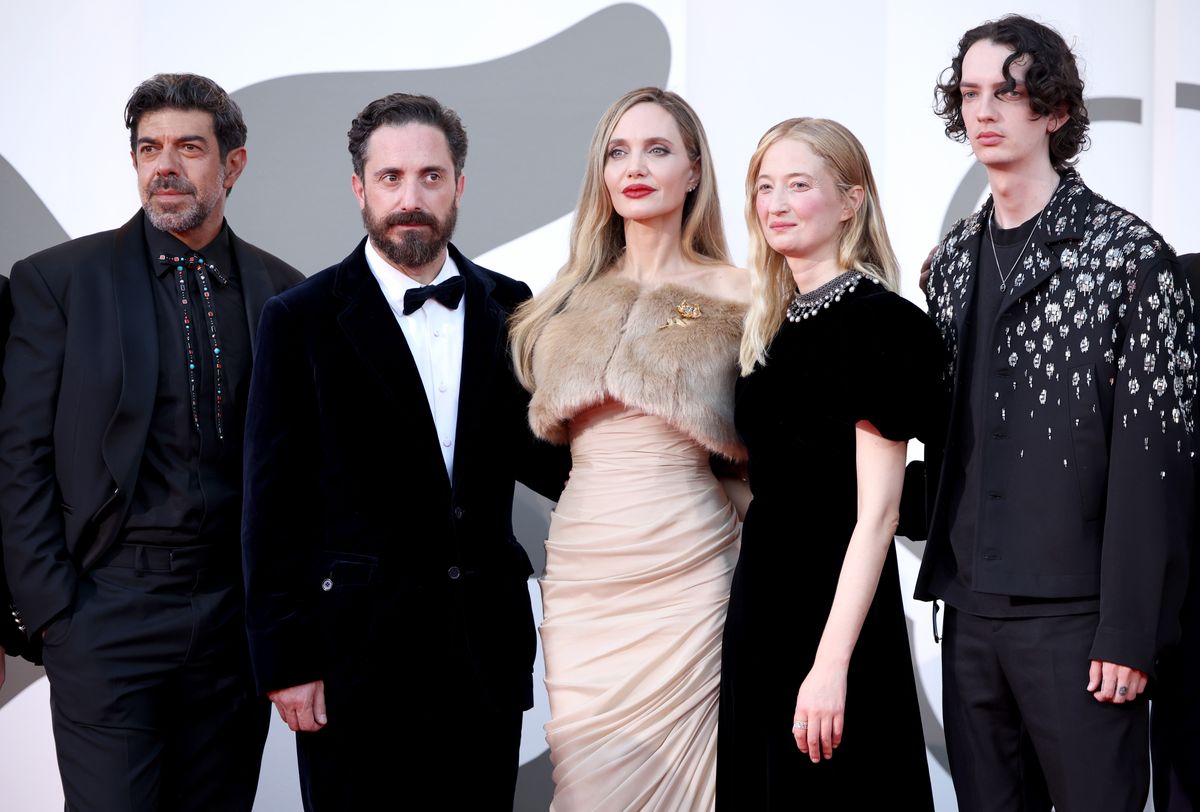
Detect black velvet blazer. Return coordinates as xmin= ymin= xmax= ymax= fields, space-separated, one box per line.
xmin=241 ymin=241 xmax=567 ymax=713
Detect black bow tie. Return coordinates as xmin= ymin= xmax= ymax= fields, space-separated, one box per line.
xmin=402 ymin=276 xmax=465 ymax=315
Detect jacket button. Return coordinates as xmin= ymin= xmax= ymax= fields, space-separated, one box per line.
xmin=447 ymin=566 xmax=461 ymax=580
xmin=453 ymin=506 xmax=464 ymax=519
xmin=321 ymin=578 xmax=333 ymax=591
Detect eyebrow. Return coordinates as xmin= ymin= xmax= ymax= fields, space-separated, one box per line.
xmin=136 ymin=134 xmax=209 ymax=145
xmin=606 ymin=137 xmax=677 ymax=147
xmin=758 ymin=171 xmax=816 ymax=181
xmin=374 ymin=164 xmax=449 ymax=177
xmin=960 ymin=80 xmax=1027 ymax=90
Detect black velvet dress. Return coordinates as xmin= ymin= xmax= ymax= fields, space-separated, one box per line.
xmin=716 ymin=276 xmax=944 ymax=809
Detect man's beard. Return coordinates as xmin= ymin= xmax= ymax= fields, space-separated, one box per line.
xmin=142 ymin=173 xmax=223 ymax=234
xmin=363 ymin=200 xmax=458 ymax=270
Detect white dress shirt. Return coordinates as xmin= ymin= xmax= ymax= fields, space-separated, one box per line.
xmin=364 ymin=240 xmax=464 ymax=480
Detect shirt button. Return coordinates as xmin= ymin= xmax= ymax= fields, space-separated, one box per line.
xmin=433 ymin=330 xmax=441 ymax=338
xmin=453 ymin=506 xmax=464 ymax=520
xmin=321 ymin=578 xmax=333 ymax=592
xmin=447 ymin=566 xmax=461 ymax=580
xmin=438 ymin=383 xmax=447 ymax=393
xmin=442 ymin=438 xmax=452 ymax=448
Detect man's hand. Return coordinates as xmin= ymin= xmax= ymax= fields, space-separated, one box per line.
xmin=267 ymin=680 xmax=327 ymax=732
xmin=919 ymin=246 xmax=937 ymax=294
xmin=1087 ymin=660 xmax=1148 ymax=703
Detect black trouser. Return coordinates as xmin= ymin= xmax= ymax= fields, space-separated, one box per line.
xmin=942 ymin=608 xmax=1149 ymax=812
xmin=40 ymin=542 xmax=269 ymax=812
xmin=296 ymin=678 xmax=523 ymax=812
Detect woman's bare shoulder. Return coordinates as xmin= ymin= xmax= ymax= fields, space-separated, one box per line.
xmin=698 ymin=264 xmax=751 ymax=306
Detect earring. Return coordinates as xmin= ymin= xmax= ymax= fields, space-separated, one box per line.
xmin=687 ymin=183 xmax=697 ymax=193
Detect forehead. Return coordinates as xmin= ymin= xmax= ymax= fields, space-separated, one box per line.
xmin=363 ymin=123 xmax=453 ymax=170
xmin=760 ymin=137 xmax=826 ymax=176
xmin=962 ymin=38 xmax=1029 ymax=82
xmin=136 ymin=108 xmax=216 ymax=140
xmin=611 ymin=102 xmax=683 ymax=141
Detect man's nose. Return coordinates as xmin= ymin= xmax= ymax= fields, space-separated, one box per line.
xmin=396 ymin=181 xmax=423 ymax=210
xmin=155 ymin=147 xmax=182 ymax=175
xmin=976 ymin=93 xmax=998 ymax=121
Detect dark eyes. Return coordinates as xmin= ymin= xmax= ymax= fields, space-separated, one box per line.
xmin=962 ymin=89 xmax=1023 ymax=100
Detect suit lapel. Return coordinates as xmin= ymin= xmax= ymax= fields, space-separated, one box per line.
xmin=450 ymin=246 xmax=504 ymax=494
xmin=102 ymin=212 xmax=158 ymax=496
xmin=995 ymin=172 xmax=1086 ymax=310
xmin=333 ymin=239 xmax=450 ymax=489
xmin=230 ymin=226 xmax=273 ymax=354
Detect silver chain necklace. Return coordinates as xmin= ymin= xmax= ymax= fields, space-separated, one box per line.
xmin=988 ymin=207 xmax=1044 ymax=292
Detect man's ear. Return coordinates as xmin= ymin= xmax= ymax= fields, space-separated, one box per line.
xmin=352 ymin=172 xmax=367 ymax=210
xmin=223 ymin=147 xmax=248 ymax=191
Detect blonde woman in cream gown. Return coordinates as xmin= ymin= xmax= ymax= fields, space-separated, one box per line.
xmin=509 ymin=88 xmax=748 ymax=811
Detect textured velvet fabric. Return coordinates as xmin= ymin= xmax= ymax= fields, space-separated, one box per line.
xmin=718 ymin=281 xmax=944 ymax=809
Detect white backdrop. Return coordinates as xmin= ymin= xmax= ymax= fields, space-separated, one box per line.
xmin=1 ymin=1 xmax=1197 ymax=809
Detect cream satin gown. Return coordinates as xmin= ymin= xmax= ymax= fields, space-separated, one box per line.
xmin=540 ymin=399 xmax=740 ymax=811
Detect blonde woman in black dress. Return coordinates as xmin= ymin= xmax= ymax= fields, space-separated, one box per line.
xmin=717 ymin=118 xmax=943 ymax=809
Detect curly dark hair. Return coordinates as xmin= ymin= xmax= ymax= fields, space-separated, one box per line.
xmin=125 ymin=73 xmax=247 ymax=160
xmin=348 ymin=94 xmax=468 ymax=180
xmin=934 ymin=15 xmax=1089 ymax=170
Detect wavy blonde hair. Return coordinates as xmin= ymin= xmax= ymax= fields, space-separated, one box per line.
xmin=510 ymin=88 xmax=730 ymax=390
xmin=740 ymin=118 xmax=899 ymax=375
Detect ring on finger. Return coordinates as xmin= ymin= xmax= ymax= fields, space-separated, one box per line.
xmin=793 ymin=721 xmax=808 ymax=730
xmin=1118 ymin=685 xmax=1128 ymax=696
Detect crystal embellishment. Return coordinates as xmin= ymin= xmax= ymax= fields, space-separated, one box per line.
xmin=786 ymin=271 xmax=874 ymax=322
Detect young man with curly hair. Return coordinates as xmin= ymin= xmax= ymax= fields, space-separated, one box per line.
xmin=915 ymin=15 xmax=1196 ymax=812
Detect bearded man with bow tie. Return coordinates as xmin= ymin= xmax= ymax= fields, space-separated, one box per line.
xmin=241 ymin=92 xmax=569 ymax=810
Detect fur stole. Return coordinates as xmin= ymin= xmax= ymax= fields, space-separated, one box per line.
xmin=528 ymin=274 xmax=747 ymax=461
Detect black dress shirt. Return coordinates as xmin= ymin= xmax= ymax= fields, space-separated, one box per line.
xmin=121 ymin=216 xmax=251 ymax=545
xmin=933 ymin=213 xmax=1099 ymax=618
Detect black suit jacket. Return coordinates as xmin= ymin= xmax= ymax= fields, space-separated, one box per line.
xmin=242 ymin=241 xmax=566 ymax=713
xmin=0 ymin=211 xmax=303 ymax=639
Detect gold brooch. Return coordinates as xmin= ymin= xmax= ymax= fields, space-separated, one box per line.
xmin=659 ymin=299 xmax=703 ymax=330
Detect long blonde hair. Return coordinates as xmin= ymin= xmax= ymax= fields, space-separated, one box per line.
xmin=510 ymin=88 xmax=730 ymax=390
xmin=739 ymin=118 xmax=899 ymax=375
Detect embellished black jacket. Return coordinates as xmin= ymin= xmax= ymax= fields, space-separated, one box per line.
xmin=915 ymin=171 xmax=1197 ymax=673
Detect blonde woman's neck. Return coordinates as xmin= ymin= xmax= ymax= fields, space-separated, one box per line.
xmin=616 ymin=215 xmax=689 ymax=286
xmin=787 ymin=255 xmax=844 ymax=295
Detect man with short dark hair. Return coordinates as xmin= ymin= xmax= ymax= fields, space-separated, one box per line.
xmin=916 ymin=15 xmax=1196 ymax=811
xmin=0 ymin=73 xmax=302 ymax=810
xmin=242 ymin=93 xmax=567 ymax=809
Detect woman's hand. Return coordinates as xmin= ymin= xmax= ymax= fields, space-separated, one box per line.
xmin=793 ymin=663 xmax=848 ymax=762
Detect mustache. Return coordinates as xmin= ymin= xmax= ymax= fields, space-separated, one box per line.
xmin=384 ymin=210 xmax=439 ymax=228
xmin=148 ymin=176 xmax=197 ymax=195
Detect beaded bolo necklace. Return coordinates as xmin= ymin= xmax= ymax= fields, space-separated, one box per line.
xmin=158 ymin=252 xmax=229 ymax=440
